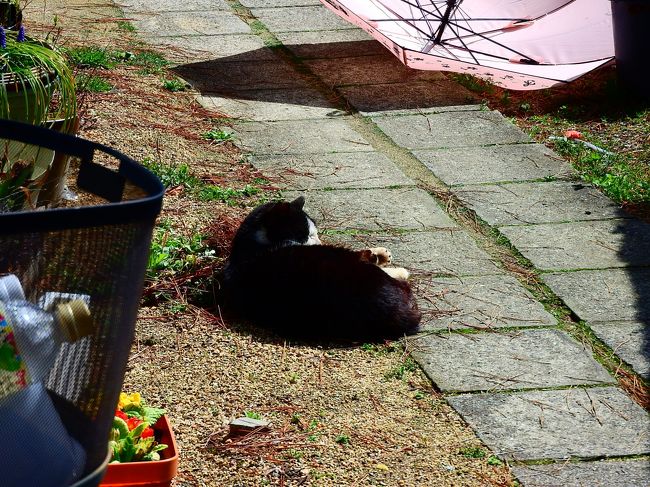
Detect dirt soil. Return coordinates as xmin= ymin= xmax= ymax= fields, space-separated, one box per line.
xmin=23 ymin=1 xmax=517 ymax=486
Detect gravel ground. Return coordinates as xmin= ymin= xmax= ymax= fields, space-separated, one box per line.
xmin=25 ymin=1 xmax=515 ymax=485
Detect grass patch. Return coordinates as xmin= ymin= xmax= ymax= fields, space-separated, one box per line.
xmin=147 ymin=221 xmax=213 ymax=280
xmin=162 ymin=78 xmax=186 ymax=92
xmin=127 ymin=50 xmax=169 ymax=75
xmin=202 ymin=129 xmax=234 ymax=142
xmin=141 ymin=158 xmax=200 ymax=189
xmin=117 ymin=20 xmax=136 ymax=32
xmin=66 ymin=46 xmax=120 ymax=69
xmin=384 ymin=356 xmax=419 ymax=380
xmin=198 ymin=184 xmax=259 ymax=204
xmin=460 ymin=446 xmax=487 ymax=459
xmin=75 ymin=73 xmax=112 ymax=93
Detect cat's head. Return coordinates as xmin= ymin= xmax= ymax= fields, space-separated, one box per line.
xmin=230 ymin=196 xmax=320 ymax=261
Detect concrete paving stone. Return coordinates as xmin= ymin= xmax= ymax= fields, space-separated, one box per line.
xmin=512 ymin=459 xmax=650 ymax=487
xmin=249 ymin=152 xmax=414 ymax=189
xmin=130 ymin=11 xmax=251 ymax=36
xmin=500 ymin=219 xmax=650 ymax=271
xmin=241 ymin=0 xmax=321 ymax=6
xmin=144 ymin=35 xmax=273 ymax=63
xmin=277 ymin=34 xmax=386 ymax=59
xmin=415 ymin=274 xmax=556 ymax=330
xmin=126 ymin=0 xmax=230 ymax=12
xmin=372 ymin=110 xmax=530 ymax=150
xmin=174 ymin=60 xmax=309 ymax=93
xmin=251 ymin=6 xmax=356 ymax=32
xmin=341 ymin=81 xmax=477 ymax=114
xmin=284 ymin=188 xmax=458 ymax=231
xmin=416 ymin=144 xmax=572 ymax=186
xmin=449 ymin=387 xmax=650 ymax=460
xmin=412 ymin=329 xmax=614 ymax=393
xmin=233 ymin=119 xmax=373 ymax=155
xmin=590 ymin=321 xmax=650 ymax=379
xmin=327 ymin=230 xmax=502 ymax=276
xmin=198 ymin=88 xmax=343 ymax=122
xmin=542 ymin=269 xmax=650 ymax=323
xmin=456 ymin=181 xmax=624 ymax=226
xmin=304 ymin=55 xmax=445 ymax=87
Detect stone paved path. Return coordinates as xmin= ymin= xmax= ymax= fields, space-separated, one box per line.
xmin=125 ymin=1 xmax=650 ymax=484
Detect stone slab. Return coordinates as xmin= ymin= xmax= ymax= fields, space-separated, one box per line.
xmin=277 ymin=34 xmax=386 ymax=59
xmin=249 ymin=152 xmax=414 ymax=189
xmin=512 ymin=459 xmax=650 ymax=487
xmin=590 ymin=321 xmax=650 ymax=379
xmin=130 ymin=11 xmax=251 ymax=36
xmin=542 ymin=269 xmax=650 ymax=323
xmin=251 ymin=6 xmax=355 ymax=32
xmin=411 ymin=329 xmax=614 ymax=393
xmin=174 ymin=60 xmax=308 ymax=92
xmin=126 ymin=0 xmax=230 ymax=12
xmin=233 ymin=119 xmax=373 ymax=155
xmin=198 ymin=88 xmax=343 ymax=122
xmin=456 ymin=181 xmax=624 ymax=226
xmin=501 ymin=219 xmax=650 ymax=271
xmin=448 ymin=387 xmax=650 ymax=460
xmin=304 ymin=55 xmax=444 ymax=87
xmin=372 ymin=110 xmax=530 ymax=150
xmin=416 ymin=144 xmax=572 ymax=187
xmin=327 ymin=230 xmax=501 ymax=277
xmin=144 ymin=35 xmax=273 ymax=63
xmin=415 ymin=275 xmax=556 ymax=330
xmin=285 ymin=188 xmax=458 ymax=231
xmin=341 ymin=81 xmax=477 ymax=114
xmin=241 ymin=0 xmax=321 ymax=6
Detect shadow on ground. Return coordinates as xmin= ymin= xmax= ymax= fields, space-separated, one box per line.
xmin=172 ymin=41 xmax=477 ymax=113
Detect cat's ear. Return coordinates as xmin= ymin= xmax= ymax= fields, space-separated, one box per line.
xmin=289 ymin=196 xmax=305 ymax=210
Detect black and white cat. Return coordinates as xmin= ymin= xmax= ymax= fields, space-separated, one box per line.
xmin=221 ymin=196 xmax=421 ymax=342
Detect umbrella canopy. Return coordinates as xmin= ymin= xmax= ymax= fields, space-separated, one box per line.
xmin=321 ymin=0 xmax=615 ymax=90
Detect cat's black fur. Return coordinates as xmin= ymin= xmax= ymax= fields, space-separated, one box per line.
xmin=221 ymin=197 xmax=421 ymax=342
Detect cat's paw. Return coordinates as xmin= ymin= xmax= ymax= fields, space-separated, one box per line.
xmin=369 ymin=247 xmax=392 ymax=266
xmin=383 ymin=267 xmax=410 ymax=280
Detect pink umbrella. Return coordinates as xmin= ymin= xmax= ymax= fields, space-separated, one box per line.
xmin=321 ymin=0 xmax=615 ymax=90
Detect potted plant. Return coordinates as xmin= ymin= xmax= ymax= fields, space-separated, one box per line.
xmin=0 ymin=22 xmax=77 ymax=210
xmin=99 ymin=392 xmax=179 ymax=487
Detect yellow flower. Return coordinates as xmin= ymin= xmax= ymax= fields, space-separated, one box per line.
xmin=117 ymin=392 xmax=142 ymax=410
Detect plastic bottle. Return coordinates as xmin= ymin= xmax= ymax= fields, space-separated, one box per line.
xmin=0 ymin=274 xmax=25 ymax=302
xmin=0 ymin=299 xmax=92 ymax=397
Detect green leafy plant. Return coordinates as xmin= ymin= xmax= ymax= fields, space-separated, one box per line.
xmin=141 ymin=158 xmax=200 ymax=189
xmin=65 ymin=46 xmax=119 ymax=69
xmin=162 ymin=78 xmax=186 ymax=92
xmin=202 ymin=129 xmax=233 ymax=142
xmin=128 ymin=50 xmax=168 ymax=75
xmin=384 ymin=356 xmax=418 ymax=380
xmin=75 ymin=73 xmax=112 ymax=92
xmin=110 ymin=392 xmax=168 ymax=463
xmin=147 ymin=221 xmax=213 ymax=279
xmin=198 ymin=184 xmax=259 ymax=204
xmin=244 ymin=410 xmax=262 ymax=420
xmin=460 ymin=446 xmax=486 ymax=459
xmin=335 ymin=434 xmax=350 ymax=445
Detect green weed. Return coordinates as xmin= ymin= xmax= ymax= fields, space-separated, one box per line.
xmin=244 ymin=411 xmax=262 ymax=420
xmin=147 ymin=221 xmax=213 ymax=279
xmin=198 ymin=184 xmax=259 ymax=204
xmin=162 ymin=78 xmax=186 ymax=92
xmin=451 ymin=73 xmax=495 ymax=94
xmin=75 ymin=74 xmax=112 ymax=93
xmin=65 ymin=46 xmax=119 ymax=69
xmin=460 ymin=446 xmax=487 ymax=459
xmin=141 ymin=158 xmax=200 ymax=189
xmin=202 ymin=129 xmax=233 ymax=142
xmin=384 ymin=356 xmax=418 ymax=380
xmin=117 ymin=20 xmax=136 ymax=32
xmin=335 ymin=434 xmax=350 ymax=445
xmin=487 ymin=455 xmax=503 ymax=466
xmin=128 ymin=50 xmax=169 ymax=75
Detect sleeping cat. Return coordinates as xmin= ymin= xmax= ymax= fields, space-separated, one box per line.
xmin=221 ymin=196 xmax=421 ymax=342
